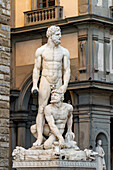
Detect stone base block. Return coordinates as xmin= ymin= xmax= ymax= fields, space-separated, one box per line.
xmin=13 ymin=160 xmax=97 ymax=170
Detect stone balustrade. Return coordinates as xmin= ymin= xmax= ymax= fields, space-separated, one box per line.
xmin=24 ymin=6 xmax=63 ymax=26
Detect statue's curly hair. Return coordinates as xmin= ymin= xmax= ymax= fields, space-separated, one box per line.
xmin=51 ymin=89 xmax=64 ymax=101
xmin=46 ymin=26 xmax=61 ymax=38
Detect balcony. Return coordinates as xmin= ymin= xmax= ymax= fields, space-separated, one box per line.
xmin=24 ymin=6 xmax=63 ymax=26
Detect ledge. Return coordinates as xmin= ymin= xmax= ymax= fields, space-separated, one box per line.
xmin=11 ymin=14 xmax=113 ymax=35
xmin=68 ymin=80 xmax=113 ymax=91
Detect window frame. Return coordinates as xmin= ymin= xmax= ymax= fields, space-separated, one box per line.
xmin=37 ymin=0 xmax=55 ymax=9
xmin=31 ymin=0 xmax=59 ymax=10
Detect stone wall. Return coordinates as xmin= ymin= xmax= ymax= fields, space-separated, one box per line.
xmin=78 ymin=0 xmax=89 ymax=15
xmin=79 ymin=0 xmax=109 ymax=17
xmin=91 ymin=0 xmax=109 ymax=17
xmin=0 ymin=0 xmax=10 ymax=169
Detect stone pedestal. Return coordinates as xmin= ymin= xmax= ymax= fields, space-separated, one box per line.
xmin=13 ymin=160 xmax=97 ymax=170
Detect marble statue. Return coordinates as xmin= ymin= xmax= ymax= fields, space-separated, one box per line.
xmin=31 ymin=25 xmax=70 ymax=146
xmin=97 ymin=0 xmax=103 ymax=7
xmin=31 ymin=89 xmax=79 ymax=150
xmin=44 ymin=89 xmax=74 ymax=149
xmin=12 ymin=26 xmax=104 ymax=170
xmin=12 ymin=146 xmax=25 ymax=161
xmin=12 ymin=145 xmax=98 ymax=162
xmin=96 ymin=140 xmax=106 ymax=170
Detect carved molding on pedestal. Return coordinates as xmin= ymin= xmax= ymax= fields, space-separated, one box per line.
xmin=13 ymin=160 xmax=97 ymax=168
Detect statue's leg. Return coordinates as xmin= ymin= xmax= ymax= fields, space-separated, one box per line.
xmin=30 ymin=124 xmax=37 ymax=138
xmin=30 ymin=124 xmax=50 ymax=139
xmin=43 ymin=124 xmax=50 ymax=136
xmin=44 ymin=134 xmax=56 ymax=149
xmin=55 ymin=78 xmax=62 ymax=89
xmin=33 ymin=76 xmax=51 ymax=146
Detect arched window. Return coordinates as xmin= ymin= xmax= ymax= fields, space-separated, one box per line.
xmin=37 ymin=0 xmax=55 ymax=8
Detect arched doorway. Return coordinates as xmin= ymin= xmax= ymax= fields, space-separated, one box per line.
xmin=10 ymin=77 xmax=39 ymax=150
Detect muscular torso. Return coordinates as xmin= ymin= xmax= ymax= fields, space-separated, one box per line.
xmin=47 ymin=103 xmax=72 ymax=135
xmin=41 ymin=45 xmax=64 ymax=84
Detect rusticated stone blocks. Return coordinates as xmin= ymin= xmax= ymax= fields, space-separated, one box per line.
xmin=0 ymin=0 xmax=10 ymax=169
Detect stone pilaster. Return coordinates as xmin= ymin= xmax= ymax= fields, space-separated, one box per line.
xmin=78 ymin=0 xmax=89 ymax=15
xmin=0 ymin=0 xmax=10 ymax=169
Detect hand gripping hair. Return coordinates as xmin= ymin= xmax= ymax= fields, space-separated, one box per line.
xmin=51 ymin=89 xmax=64 ymax=101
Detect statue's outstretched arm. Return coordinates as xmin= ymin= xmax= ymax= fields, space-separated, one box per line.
xmin=31 ymin=48 xmax=42 ymax=93
xmin=59 ymin=49 xmax=70 ymax=93
xmin=67 ymin=105 xmax=74 ymax=132
xmin=65 ymin=105 xmax=75 ymax=140
xmin=64 ymin=49 xmax=70 ymax=87
xmin=67 ymin=111 xmax=73 ymax=132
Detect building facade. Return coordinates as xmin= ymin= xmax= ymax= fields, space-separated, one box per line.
xmin=10 ymin=0 xmax=113 ymax=169
xmin=0 ymin=0 xmax=10 ymax=169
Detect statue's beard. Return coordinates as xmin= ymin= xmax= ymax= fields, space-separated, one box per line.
xmin=52 ymin=39 xmax=61 ymax=45
xmin=50 ymin=99 xmax=59 ymax=103
xmin=50 ymin=98 xmax=60 ymax=104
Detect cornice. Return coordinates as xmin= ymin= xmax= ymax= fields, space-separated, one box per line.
xmin=68 ymin=80 xmax=113 ymax=92
xmin=11 ymin=14 xmax=113 ymax=36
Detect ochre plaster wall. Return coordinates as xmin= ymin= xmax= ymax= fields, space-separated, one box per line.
xmin=15 ymin=0 xmax=78 ymax=27
xmin=60 ymin=0 xmax=78 ymax=18
xmin=61 ymin=33 xmax=78 ymax=59
xmin=16 ymin=39 xmax=42 ymax=66
xmin=15 ymin=0 xmax=31 ymax=27
xmin=16 ymin=39 xmax=42 ymax=89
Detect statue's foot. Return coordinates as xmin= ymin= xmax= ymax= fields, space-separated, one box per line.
xmin=44 ymin=140 xmax=52 ymax=149
xmin=33 ymin=137 xmax=43 ymax=146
